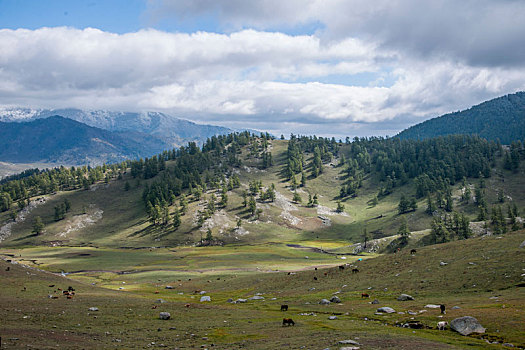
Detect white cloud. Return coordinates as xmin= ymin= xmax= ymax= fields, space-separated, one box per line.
xmin=0 ymin=24 xmax=524 ymax=137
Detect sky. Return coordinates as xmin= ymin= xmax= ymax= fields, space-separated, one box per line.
xmin=1 ymin=0 xmax=525 ymax=138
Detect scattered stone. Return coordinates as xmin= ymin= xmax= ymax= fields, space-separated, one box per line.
xmin=424 ymin=304 xmax=441 ymax=309
xmin=339 ymin=340 xmax=360 ymax=346
xmin=165 ymin=286 xmax=174 ymax=289
xmin=226 ymin=298 xmax=233 ymax=303
xmin=235 ymin=298 xmax=247 ymax=303
xmin=450 ymin=316 xmax=486 ymax=336
xmin=519 ymin=240 xmax=525 ymax=248
xmin=371 ymin=299 xmax=379 ymax=304
xmin=440 ymin=261 xmax=448 ymax=266
xmin=155 ymin=299 xmax=166 ymax=304
xmin=330 ymin=296 xmax=341 ymax=303
xmin=397 ymin=294 xmax=414 ymax=301
xmin=503 ymin=343 xmax=515 ymax=347
xmin=328 ymin=316 xmax=338 ymax=320
xmin=249 ymin=296 xmax=264 ymax=300
xmin=88 ymin=307 xmax=99 ymax=311
xmin=199 ymin=291 xmax=207 ymax=295
xmin=200 ymin=296 xmax=211 ymax=302
xmin=407 ymin=311 xmax=418 ymax=315
xmin=376 ymin=307 xmax=395 ymax=314
xmin=451 ymin=306 xmax=461 ymax=310
xmin=319 ymin=299 xmax=331 ymax=305
xmin=159 ymin=312 xmax=171 ymax=320
xmin=339 ymin=347 xmax=359 ymax=350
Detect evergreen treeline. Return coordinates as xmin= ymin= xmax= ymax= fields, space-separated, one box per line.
xmin=338 ymin=135 xmax=508 ymax=200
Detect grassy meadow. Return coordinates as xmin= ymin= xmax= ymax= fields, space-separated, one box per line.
xmin=1 ymin=139 xmax=525 ymax=348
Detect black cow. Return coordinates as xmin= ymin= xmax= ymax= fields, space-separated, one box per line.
xmin=280 ymin=304 xmax=288 ymax=311
xmin=440 ymin=304 xmax=446 ymax=314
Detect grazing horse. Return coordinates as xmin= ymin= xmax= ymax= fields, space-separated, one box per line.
xmin=361 ymin=293 xmax=370 ymax=298
xmin=410 ymin=249 xmax=417 ymax=255
xmin=440 ymin=304 xmax=446 ymax=314
xmin=437 ymin=321 xmax=448 ymax=330
xmin=352 ymin=268 xmax=359 ymax=274
xmin=280 ymin=304 xmax=288 ymax=311
xmin=282 ymin=318 xmax=295 ymax=326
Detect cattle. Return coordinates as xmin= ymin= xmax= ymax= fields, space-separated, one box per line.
xmin=282 ymin=318 xmax=295 ymax=326
xmin=314 ymin=276 xmax=318 ymax=281
xmin=280 ymin=305 xmax=288 ymax=311
xmin=48 ymin=284 xmax=55 ymax=287
xmin=185 ymin=304 xmax=191 ymax=308
xmin=338 ymin=265 xmax=345 ymax=271
xmin=437 ymin=321 xmax=448 ymax=330
xmin=410 ymin=249 xmax=417 ymax=255
xmin=314 ymin=267 xmax=317 ymax=271
xmin=361 ymin=293 xmax=370 ymax=298
xmin=154 ymin=291 xmax=160 ymax=294
xmin=5 ymin=267 xmax=9 ymax=271
xmin=67 ymin=286 xmax=75 ymax=292
xmin=324 ymin=272 xmax=328 ymax=276
xmin=352 ymin=268 xmax=359 ymax=274
xmin=440 ymin=304 xmax=446 ymax=314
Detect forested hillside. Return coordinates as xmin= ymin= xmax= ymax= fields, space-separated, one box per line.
xmin=397 ymin=91 xmax=525 ymax=144
xmin=2 ymin=131 xmax=524 ymax=250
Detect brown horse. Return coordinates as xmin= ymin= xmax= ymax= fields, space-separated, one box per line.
xmin=282 ymin=318 xmax=295 ymax=326
xmin=361 ymin=293 xmax=370 ymax=298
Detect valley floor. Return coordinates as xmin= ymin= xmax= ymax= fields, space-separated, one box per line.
xmin=1 ymin=230 xmax=524 ymax=349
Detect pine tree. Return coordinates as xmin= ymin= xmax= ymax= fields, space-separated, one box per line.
xmin=32 ymin=216 xmax=44 ymax=235
xmin=363 ymin=227 xmax=371 ymax=248
xmin=292 ymin=191 xmax=302 ymax=204
xmin=425 ymin=194 xmax=435 ymax=215
xmin=397 ymin=217 xmax=410 ymax=246
xmin=172 ymin=207 xmax=181 ymax=229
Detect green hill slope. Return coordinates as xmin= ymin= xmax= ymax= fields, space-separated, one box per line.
xmin=397 ymin=91 xmax=525 ymax=144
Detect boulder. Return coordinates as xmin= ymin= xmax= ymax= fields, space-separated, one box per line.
xmin=319 ymin=299 xmax=331 ymax=305
xmin=88 ymin=307 xmax=99 ymax=311
xmin=330 ymin=296 xmax=341 ymax=303
xmin=159 ymin=312 xmax=171 ymax=320
xmin=376 ymin=307 xmax=396 ymax=314
xmin=249 ymin=296 xmax=264 ymax=300
xmin=371 ymin=299 xmax=379 ymax=304
xmin=397 ymin=294 xmax=414 ymax=301
xmin=339 ymin=340 xmax=360 ymax=346
xmin=520 ymin=240 xmax=525 ymax=248
xmin=155 ymin=299 xmax=166 ymax=304
xmin=235 ymin=298 xmax=247 ymax=303
xmin=165 ymin=286 xmax=174 ymax=289
xmin=424 ymin=304 xmax=441 ymax=309
xmin=440 ymin=261 xmax=448 ymax=266
xmin=450 ymin=316 xmax=486 ymax=336
xmin=200 ymin=296 xmax=211 ymax=302
xmin=226 ymin=298 xmax=233 ymax=303
xmin=328 ymin=316 xmax=338 ymax=320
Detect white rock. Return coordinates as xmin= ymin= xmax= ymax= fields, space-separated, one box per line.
xmin=200 ymin=296 xmax=211 ymax=302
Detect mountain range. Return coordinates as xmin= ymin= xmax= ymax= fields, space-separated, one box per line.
xmin=0 ymin=116 xmax=171 ymax=164
xmin=0 ymin=108 xmax=235 ymax=147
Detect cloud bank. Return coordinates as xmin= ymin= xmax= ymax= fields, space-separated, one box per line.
xmin=1 ymin=1 xmax=525 ymax=137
